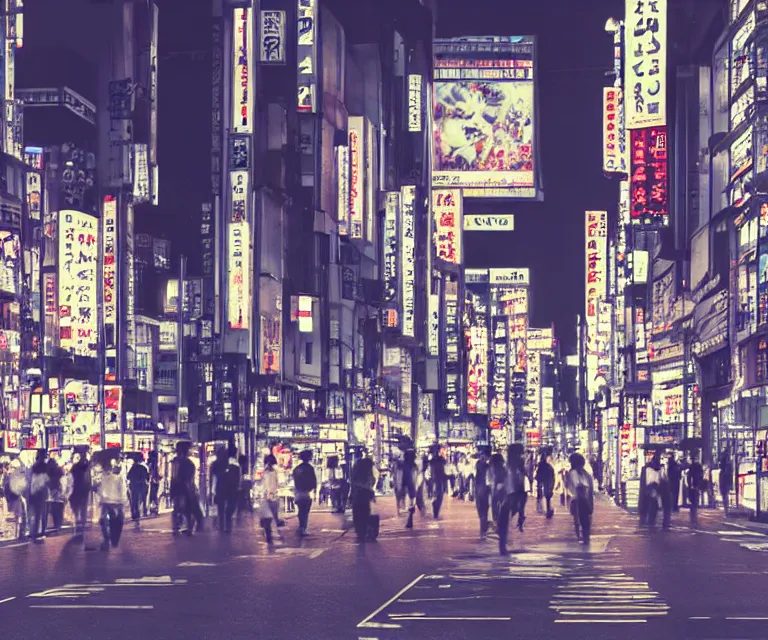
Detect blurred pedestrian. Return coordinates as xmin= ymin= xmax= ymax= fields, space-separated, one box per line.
xmin=430 ymin=449 xmax=447 ymax=519
xmin=718 ymin=449 xmax=733 ymax=516
xmin=127 ymin=455 xmax=150 ymax=524
xmin=29 ymin=450 xmax=49 ymax=543
xmin=489 ymin=452 xmax=506 ymax=527
xmin=292 ymin=450 xmax=317 ymax=536
xmin=97 ymin=456 xmax=126 ymax=551
xmin=259 ymin=454 xmax=280 ymax=544
xmin=668 ymin=454 xmax=681 ymax=512
xmin=171 ymin=442 xmax=199 ymax=535
xmin=69 ymin=452 xmax=91 ymax=538
xmin=688 ymin=454 xmax=704 ymax=526
xmin=506 ymin=444 xmax=528 ymax=533
xmin=211 ymin=445 xmax=240 ymax=534
xmin=46 ymin=457 xmax=65 ymax=533
xmin=475 ymin=450 xmax=490 ymax=536
xmin=567 ymin=453 xmax=594 ymax=544
xmin=536 ymin=453 xmax=556 ymax=518
xmin=644 ymin=453 xmax=663 ymax=528
xmin=351 ymin=456 xmax=377 ymax=543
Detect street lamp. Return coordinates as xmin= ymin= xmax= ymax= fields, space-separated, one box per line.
xmin=604 ymin=17 xmax=622 ymax=33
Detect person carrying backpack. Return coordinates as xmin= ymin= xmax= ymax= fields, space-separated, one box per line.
xmin=292 ymin=450 xmax=317 ymax=537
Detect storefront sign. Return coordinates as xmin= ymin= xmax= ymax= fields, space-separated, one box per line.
xmin=296 ymin=0 xmax=317 ymax=112
xmin=232 ymin=7 xmax=253 ymax=134
xmin=336 ymin=145 xmax=349 ymax=235
xmin=490 ymin=268 xmax=529 ymax=286
xmin=400 ymin=185 xmax=416 ymax=338
xmin=227 ymin=221 xmax=250 ymax=330
xmin=382 ymin=192 xmax=399 ymax=304
xmin=651 ymin=385 xmax=684 ymax=425
xmin=102 ymin=196 xmax=118 ymax=345
xmin=348 ymin=117 xmax=364 ymax=239
xmin=58 ymin=210 xmax=98 ymax=357
xmin=231 ymin=169 xmax=249 ymax=222
xmin=464 ymin=214 xmax=515 ymax=231
xmin=432 ymin=189 xmax=461 ymax=263
xmin=624 ymin=0 xmax=667 ymax=129
xmin=259 ymin=10 xmax=286 ymax=64
xmin=630 ymin=126 xmax=668 ymax=224
xmin=407 ymin=74 xmax=422 ymax=132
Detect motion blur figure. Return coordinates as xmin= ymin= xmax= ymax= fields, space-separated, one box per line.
xmin=211 ymin=445 xmax=240 ymax=534
xmin=351 ymin=456 xmax=376 ymax=543
xmin=292 ymin=450 xmax=317 ymax=536
xmin=97 ymin=457 xmax=126 ymax=551
xmin=567 ymin=453 xmax=594 ymax=544
xmin=28 ymin=450 xmax=49 ymax=543
xmin=535 ymin=453 xmax=555 ymax=518
xmin=687 ymin=454 xmax=704 ymax=526
xmin=69 ymin=452 xmax=91 ymax=538
xmin=171 ymin=442 xmax=199 ymax=536
xmin=127 ymin=455 xmax=150 ymax=524
xmin=474 ymin=450 xmax=490 ymax=536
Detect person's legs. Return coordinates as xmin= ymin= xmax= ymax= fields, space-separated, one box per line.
xmin=497 ymin=498 xmax=511 ymax=554
xmin=578 ymin=499 xmax=591 ymax=543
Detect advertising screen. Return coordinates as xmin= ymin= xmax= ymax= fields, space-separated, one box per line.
xmin=432 ymin=189 xmax=462 ymax=264
xmin=630 ymin=127 xmax=668 ymax=225
xmin=624 ymin=0 xmax=667 ymax=129
xmin=58 ymin=210 xmax=98 ymax=358
xmin=433 ymin=36 xmax=539 ymax=199
xmin=400 ymin=186 xmax=416 ymax=338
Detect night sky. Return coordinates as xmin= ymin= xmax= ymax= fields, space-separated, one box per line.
xmin=438 ymin=0 xmax=621 ymax=355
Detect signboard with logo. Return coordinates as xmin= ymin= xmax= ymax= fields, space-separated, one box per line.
xmin=464 ymin=214 xmax=515 ymax=231
xmin=400 ymin=186 xmax=416 ymax=337
xmin=259 ymin=10 xmax=286 ymax=64
xmin=432 ymin=189 xmax=461 ymax=264
xmin=232 ymin=7 xmax=253 ymax=134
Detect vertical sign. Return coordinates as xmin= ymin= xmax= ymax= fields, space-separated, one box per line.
xmin=58 ymin=211 xmax=98 ymax=357
xmin=348 ymin=116 xmax=364 ymax=239
xmin=432 ymin=189 xmax=462 ymax=264
xmin=336 ymin=145 xmax=349 ymax=236
xmin=2 ymin=2 xmax=14 ymax=157
xmin=228 ymin=221 xmax=250 ymax=329
xmin=231 ymin=169 xmax=249 ymax=222
xmin=526 ymin=348 xmax=541 ymax=445
xmin=232 ymin=7 xmax=253 ymax=134
xmin=125 ymin=203 xmax=136 ymax=376
xmin=149 ymin=2 xmax=158 ymax=166
xmin=603 ymin=87 xmax=622 ymax=173
xmin=400 ymin=186 xmax=416 ymax=338
xmin=102 ymin=196 xmax=118 ymax=348
xmin=211 ymin=18 xmax=223 ymax=195
xmin=630 ymin=127 xmax=668 ymax=223
xmin=427 ymin=293 xmax=439 ymax=356
xmin=490 ymin=317 xmax=508 ymax=419
xmin=26 ymin=169 xmax=41 ymax=220
xmin=383 ymin=192 xmax=399 ymax=305
xmin=259 ymin=10 xmax=286 ymax=64
xmin=467 ymin=322 xmax=488 ymax=415
xmin=407 ymin=74 xmax=422 ymax=132
xmin=624 ymin=0 xmax=667 ymax=129
xmin=586 ymin=211 xmax=607 ymax=397
xmin=297 ymin=0 xmax=317 ymax=113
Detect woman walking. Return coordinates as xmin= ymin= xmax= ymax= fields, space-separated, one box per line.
xmin=567 ymin=453 xmax=594 ymax=544
xmin=351 ymin=456 xmax=377 ymax=543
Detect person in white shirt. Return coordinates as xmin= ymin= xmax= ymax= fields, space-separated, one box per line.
xmin=260 ymin=454 xmax=281 ymax=544
xmin=97 ymin=457 xmax=126 ymax=551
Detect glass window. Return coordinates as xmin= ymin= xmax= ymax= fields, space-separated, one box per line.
xmin=713 ymin=42 xmax=730 ymax=134
xmin=758 ymin=339 xmax=768 ymax=381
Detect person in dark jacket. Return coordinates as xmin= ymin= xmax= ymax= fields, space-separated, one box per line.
xmin=667 ymin=454 xmax=681 ymax=512
xmin=430 ymin=450 xmax=447 ymax=519
xmin=28 ymin=450 xmax=49 ymax=542
xmin=210 ymin=445 xmax=240 ymax=534
xmin=718 ymin=449 xmax=733 ymax=515
xmin=171 ymin=442 xmax=199 ymax=535
xmin=69 ymin=452 xmax=91 ymax=538
xmin=351 ymin=456 xmax=376 ymax=543
xmin=474 ymin=451 xmax=491 ymax=536
xmin=127 ymin=456 xmax=150 ymax=523
xmin=46 ymin=458 xmax=66 ymax=532
xmin=535 ymin=454 xmax=556 ymax=518
xmin=688 ymin=454 xmax=705 ymax=525
xmin=292 ymin=450 xmax=317 ymax=536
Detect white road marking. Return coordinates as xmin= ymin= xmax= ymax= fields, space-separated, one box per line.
xmin=690 ymin=617 xmax=711 ymax=620
xmin=726 ymin=616 xmax=768 ymax=621
xmin=398 ymin=595 xmax=493 ymax=604
xmin=309 ymin=549 xmax=326 ymax=559
xmin=1 ymin=542 xmax=28 ymax=549
xmin=0 ymin=597 xmax=15 ymax=604
xmin=357 ymin=574 xmax=425 ymax=629
xmin=30 ymin=605 xmax=153 ymax=610
xmin=177 ymin=561 xmax=218 ymax=568
xmin=555 ymin=619 xmax=647 ymax=623
xmin=387 ymin=616 xmax=511 ymax=622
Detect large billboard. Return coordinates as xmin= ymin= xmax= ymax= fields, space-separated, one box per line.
xmin=624 ymin=0 xmax=667 ymax=129
xmin=58 ymin=210 xmax=98 ymax=358
xmin=432 ymin=188 xmax=462 ymax=264
xmin=432 ymin=36 xmax=539 ymax=199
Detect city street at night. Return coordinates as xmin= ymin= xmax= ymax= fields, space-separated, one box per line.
xmin=1 ymin=498 xmax=768 ymax=639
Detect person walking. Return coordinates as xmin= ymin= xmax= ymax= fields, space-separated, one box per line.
xmin=535 ymin=453 xmax=556 ymax=518
xmin=69 ymin=452 xmax=91 ymax=538
xmin=415 ymin=455 xmax=428 ymax=516
xmin=96 ymin=456 xmax=126 ymax=550
xmin=688 ymin=454 xmax=704 ymax=526
xmin=170 ymin=442 xmax=201 ymax=535
xmin=351 ymin=455 xmax=377 ymax=543
xmin=489 ymin=452 xmax=506 ymax=527
xmin=668 ymin=454 xmax=681 ymax=512
xmin=292 ymin=450 xmax=317 ymax=537
xmin=506 ymin=444 xmax=528 ymax=533
xmin=567 ymin=453 xmax=594 ymax=544
xmin=430 ymin=449 xmax=448 ymax=519
xmin=259 ymin=454 xmax=281 ymax=544
xmin=28 ymin=450 xmax=49 ymax=543
xmin=718 ymin=449 xmax=733 ymax=516
xmin=46 ymin=458 xmax=66 ymax=533
xmin=127 ymin=455 xmax=150 ymax=525
xmin=644 ymin=453 xmax=663 ymax=528
xmin=211 ymin=445 xmax=240 ymax=534
xmin=474 ymin=450 xmax=491 ymax=536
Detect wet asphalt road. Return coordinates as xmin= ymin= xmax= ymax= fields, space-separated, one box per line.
xmin=1 ymin=497 xmax=768 ymax=640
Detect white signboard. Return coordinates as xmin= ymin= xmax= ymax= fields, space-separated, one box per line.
xmin=231 ymin=170 xmax=249 ymax=222
xmin=132 ymin=143 xmax=150 ymax=203
xmin=336 ymin=145 xmax=349 ymax=236
xmin=624 ymin=0 xmax=667 ymax=129
xmin=58 ymin=210 xmax=99 ymax=357
xmin=400 ymin=185 xmax=416 ymax=338
xmin=603 ymin=87 xmax=623 ymax=173
xmin=232 ymin=7 xmax=253 ymax=134
xmin=428 ymin=294 xmax=439 ymax=357
xmin=259 ymin=10 xmax=286 ymax=63
xmin=383 ymin=192 xmax=399 ymax=305
xmin=227 ymin=221 xmax=250 ymax=330
xmin=489 ymin=268 xmax=529 ymax=286
xmin=407 ymin=74 xmax=422 ymax=132
xmin=102 ymin=197 xmax=118 ymax=334
xmin=26 ymin=170 xmax=41 ymax=220
xmin=432 ymin=189 xmax=462 ymax=264
xmin=464 ymin=214 xmax=515 ymax=231
xmin=348 ymin=116 xmax=364 ymax=239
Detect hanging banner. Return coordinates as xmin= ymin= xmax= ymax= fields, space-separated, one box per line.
xmin=432 ymin=189 xmax=461 ymax=264
xmin=336 ymin=145 xmax=349 ymax=236
xmin=624 ymin=0 xmax=668 ymax=129
xmin=400 ymin=186 xmax=416 ymax=338
xmin=407 ymin=74 xmax=422 ymax=132
xmin=259 ymin=10 xmax=286 ymax=64
xmin=630 ymin=126 xmax=668 ymax=224
xmin=383 ymin=192 xmax=399 ymax=306
xmin=227 ymin=221 xmax=250 ymax=330
xmin=102 ymin=196 xmax=118 ymax=346
xmin=232 ymin=6 xmax=253 ymax=134
xmin=348 ymin=116 xmax=364 ymax=239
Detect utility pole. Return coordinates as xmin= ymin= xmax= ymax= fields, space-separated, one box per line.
xmin=176 ymin=254 xmax=186 ymax=436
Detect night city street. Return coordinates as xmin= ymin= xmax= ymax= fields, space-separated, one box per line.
xmin=0 ymin=497 xmax=766 ymax=640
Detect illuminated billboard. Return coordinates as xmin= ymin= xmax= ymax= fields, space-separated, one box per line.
xmin=490 ymin=316 xmax=508 ymax=419
xmin=227 ymin=221 xmax=250 ymax=330
xmin=490 ymin=268 xmax=529 ymax=286
xmin=585 ymin=211 xmax=607 ymax=397
xmin=408 ymin=74 xmax=422 ymax=132
xmin=102 ymin=196 xmax=118 ymax=347
xmin=232 ymin=6 xmax=253 ymax=134
xmin=58 ymin=210 xmax=98 ymax=357
xmin=464 ymin=214 xmax=514 ymax=231
xmin=296 ymin=0 xmax=317 ymax=112
xmin=349 ymin=116 xmax=364 ymax=239
xmin=603 ymin=87 xmax=625 ymax=173
xmin=383 ymin=192 xmax=399 ymax=305
xmin=433 ymin=36 xmax=539 ymax=199
xmin=0 ymin=231 xmax=19 ymax=295
xmin=400 ymin=186 xmax=416 ymax=338
xmin=467 ymin=325 xmax=488 ymax=415
xmin=624 ymin=0 xmax=667 ymax=129
xmin=432 ymin=188 xmax=461 ymax=264
xmin=336 ymin=145 xmax=349 ymax=235
xmin=630 ymin=127 xmax=668 ymax=225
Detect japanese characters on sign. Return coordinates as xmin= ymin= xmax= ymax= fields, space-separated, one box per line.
xmin=428 ymin=294 xmax=439 ymax=357
xmin=231 ymin=170 xmax=249 ymax=222
xmin=348 ymin=117 xmax=364 ymax=239
xmin=102 ymin=196 xmax=118 ymax=347
xmin=585 ymin=210 xmax=608 ymax=384
xmin=624 ymin=0 xmax=667 ymax=129
xmin=408 ymin=74 xmax=422 ymax=132
xmin=336 ymin=145 xmax=349 ymax=236
xmin=297 ymin=0 xmax=317 ymax=113
xmin=259 ymin=10 xmax=286 ymax=64
xmin=232 ymin=7 xmax=253 ymax=134
xmin=400 ymin=186 xmax=416 ymax=338
xmin=490 ymin=317 xmax=508 ymax=419
xmin=228 ymin=221 xmax=250 ymax=330
xmin=58 ymin=210 xmax=98 ymax=357
xmin=489 ymin=268 xmax=529 ymax=286
xmin=630 ymin=126 xmax=668 ymax=223
xmin=149 ymin=3 xmax=158 ymax=166
xmin=26 ymin=169 xmax=41 ymax=220
xmin=432 ymin=189 xmax=462 ymax=264
xmin=526 ymin=347 xmax=540 ymax=436
xmin=464 ymin=214 xmax=515 ymax=231
xmin=603 ymin=87 xmax=627 ymax=173
xmin=383 ymin=193 xmax=399 ymax=305
xmin=467 ymin=323 xmax=488 ymax=415
xmin=132 ymin=143 xmax=150 ymax=203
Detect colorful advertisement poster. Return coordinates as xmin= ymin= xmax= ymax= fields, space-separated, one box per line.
xmin=630 ymin=127 xmax=668 ymax=224
xmin=58 ymin=210 xmax=98 ymax=357
xmin=624 ymin=0 xmax=667 ymax=129
xmin=432 ymin=36 xmax=537 ymax=198
xmin=432 ymin=188 xmax=461 ymax=264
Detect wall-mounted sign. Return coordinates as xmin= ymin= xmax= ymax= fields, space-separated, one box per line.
xmin=407 ymin=74 xmax=422 ymax=132
xmin=383 ymin=192 xmax=399 ymax=305
xmin=296 ymin=0 xmax=317 ymax=113
xmin=232 ymin=7 xmax=253 ymax=134
xmin=149 ymin=3 xmax=158 ymax=166
xmin=230 ymin=169 xmax=249 ymax=222
xmin=624 ymin=0 xmax=667 ymax=129
xmin=297 ymin=295 xmax=313 ymax=333
xmin=427 ymin=293 xmax=439 ymax=357
xmin=348 ymin=116 xmax=364 ymax=239
xmin=603 ymin=86 xmax=626 ymax=173
xmin=463 ymin=214 xmax=515 ymax=231
xmin=630 ymin=126 xmax=668 ymax=224
xmin=489 ymin=268 xmax=529 ymax=286
xmin=102 ymin=196 xmax=118 ymax=347
xmin=336 ymin=145 xmax=349 ymax=235
xmin=26 ymin=169 xmax=41 ymax=220
xmin=259 ymin=10 xmax=286 ymax=64
xmin=132 ymin=143 xmax=150 ymax=203
xmin=400 ymin=186 xmax=416 ymax=338
xmin=432 ymin=189 xmax=461 ymax=263
xmin=227 ymin=221 xmax=250 ymax=330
